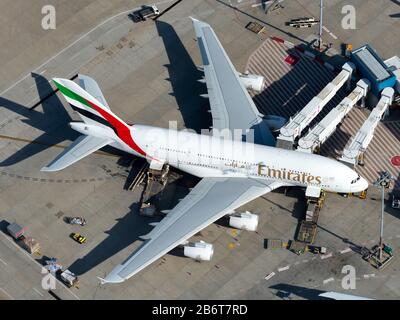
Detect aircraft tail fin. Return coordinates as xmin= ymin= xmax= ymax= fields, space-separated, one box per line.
xmin=53 ymin=76 xmax=129 ymax=128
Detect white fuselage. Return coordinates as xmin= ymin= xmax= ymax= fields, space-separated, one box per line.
xmin=101 ymin=124 xmax=368 ymax=194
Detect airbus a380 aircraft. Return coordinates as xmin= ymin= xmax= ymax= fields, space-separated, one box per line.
xmin=41 ymin=18 xmax=368 ymax=283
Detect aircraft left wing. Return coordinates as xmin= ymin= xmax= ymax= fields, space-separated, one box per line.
xmin=101 ymin=177 xmax=285 ymax=283
xmin=191 ymin=18 xmax=275 ymax=146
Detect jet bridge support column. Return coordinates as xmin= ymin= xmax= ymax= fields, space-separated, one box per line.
xmin=276 ymin=62 xmax=355 ymax=150
xmin=345 ymin=63 xmax=353 ymax=91
xmin=339 ymin=87 xmax=395 ymax=166
xmin=297 ymin=79 xmax=370 ymax=153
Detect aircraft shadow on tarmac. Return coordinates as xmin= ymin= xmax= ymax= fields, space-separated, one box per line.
xmin=68 ymin=201 xmax=156 ymax=276
xmin=68 ymin=178 xmax=194 ymax=275
xmin=155 ymin=20 xmax=211 ymax=133
xmin=0 ymin=73 xmax=79 ymax=167
xmin=0 ymin=73 xmax=127 ymax=167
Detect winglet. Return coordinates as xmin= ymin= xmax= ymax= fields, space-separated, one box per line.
xmin=99 ymin=264 xmax=126 ymax=284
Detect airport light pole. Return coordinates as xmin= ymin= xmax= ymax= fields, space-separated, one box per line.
xmin=318 ymin=0 xmax=324 ymax=50
xmin=373 ymin=171 xmax=394 ymax=261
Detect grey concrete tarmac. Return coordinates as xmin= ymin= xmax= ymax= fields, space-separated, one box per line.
xmin=0 ymin=0 xmax=399 ymax=299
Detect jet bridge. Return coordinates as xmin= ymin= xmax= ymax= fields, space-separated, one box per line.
xmin=339 ymin=87 xmax=395 ymax=166
xmin=297 ymin=79 xmax=370 ymax=153
xmin=276 ymin=62 xmax=355 ymax=149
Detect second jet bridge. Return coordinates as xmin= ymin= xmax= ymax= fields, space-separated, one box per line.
xmin=297 ymin=79 xmax=370 ymax=154
xmin=338 ymin=87 xmax=395 ymax=166
xmin=276 ymin=62 xmax=355 ymax=149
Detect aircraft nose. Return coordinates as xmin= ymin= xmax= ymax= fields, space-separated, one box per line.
xmin=356 ymin=177 xmax=369 ymax=192
xmin=360 ymin=177 xmax=369 ymax=191
xmin=350 ymin=176 xmax=369 ymax=193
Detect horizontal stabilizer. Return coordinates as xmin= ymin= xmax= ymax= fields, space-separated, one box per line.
xmin=41 ymin=135 xmax=112 ymax=172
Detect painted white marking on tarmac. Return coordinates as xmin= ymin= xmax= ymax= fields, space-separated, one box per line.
xmin=250 ymin=1 xmax=266 ymax=8
xmin=323 ymin=277 xmax=334 ymax=284
xmin=329 ymin=32 xmax=338 ymax=40
xmin=340 ymin=248 xmax=352 ymax=254
xmin=0 ymin=0 xmax=175 ymax=97
xmin=39 ymin=69 xmax=46 ymax=75
xmin=69 ymin=51 xmax=81 ymax=61
xmin=1 ymin=232 xmax=35 ymax=262
xmin=322 ymin=25 xmax=338 ymax=40
xmin=0 ymin=288 xmax=14 ymax=300
xmin=320 ymin=253 xmax=333 ymax=259
xmin=27 ymin=97 xmax=40 ymax=107
xmin=0 ymin=257 xmax=7 ymax=266
xmin=363 ymin=274 xmax=376 ymax=279
xmin=278 ymin=265 xmax=290 ymax=272
xmin=33 ymin=288 xmax=44 ymax=297
xmin=233 ymin=0 xmax=261 ymax=8
xmin=0 ymin=232 xmax=80 ymax=300
xmin=264 ymin=272 xmax=275 ymax=280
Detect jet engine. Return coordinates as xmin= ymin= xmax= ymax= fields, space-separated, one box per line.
xmin=229 ymin=211 xmax=259 ymax=231
xmin=183 ymin=241 xmax=214 ymax=261
xmin=238 ymin=73 xmax=265 ymax=92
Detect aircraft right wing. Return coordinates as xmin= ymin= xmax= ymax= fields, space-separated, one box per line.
xmin=191 ymin=18 xmax=275 ymax=146
xmin=41 ymin=135 xmax=112 ymax=172
xmin=101 ymin=177 xmax=286 ymax=283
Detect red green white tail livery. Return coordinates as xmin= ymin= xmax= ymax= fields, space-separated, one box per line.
xmin=41 ymin=75 xmax=152 ymax=172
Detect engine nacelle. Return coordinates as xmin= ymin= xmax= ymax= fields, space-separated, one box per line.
xmin=238 ymin=73 xmax=265 ymax=92
xmin=229 ymin=211 xmax=259 ymax=231
xmin=183 ymin=241 xmax=214 ymax=261
xmin=262 ymin=115 xmax=287 ymax=132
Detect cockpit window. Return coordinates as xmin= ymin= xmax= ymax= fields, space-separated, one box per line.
xmin=351 ymin=174 xmax=361 ymax=184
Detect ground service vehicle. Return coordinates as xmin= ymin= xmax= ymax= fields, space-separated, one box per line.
xmin=71 ymin=232 xmax=86 ymax=244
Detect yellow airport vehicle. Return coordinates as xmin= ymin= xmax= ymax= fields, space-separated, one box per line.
xmin=71 ymin=232 xmax=86 ymax=244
